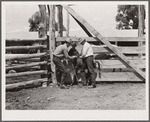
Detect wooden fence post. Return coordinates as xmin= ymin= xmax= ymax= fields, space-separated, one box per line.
xmin=138 ymin=5 xmax=145 ymax=58
xmin=38 ymin=5 xmax=47 ymax=38
xmin=38 ymin=5 xmax=48 ymax=87
xmin=66 ymin=6 xmax=70 ymax=37
xmin=57 ymin=5 xmax=63 ymax=46
xmin=49 ymin=5 xmax=57 ymax=84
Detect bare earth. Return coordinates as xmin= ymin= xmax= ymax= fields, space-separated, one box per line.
xmin=6 ymin=80 xmax=145 ymax=110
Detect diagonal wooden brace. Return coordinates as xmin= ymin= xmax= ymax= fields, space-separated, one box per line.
xmin=63 ymin=5 xmax=145 ymax=81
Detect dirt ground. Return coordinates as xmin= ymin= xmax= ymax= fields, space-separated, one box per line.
xmin=6 ymin=76 xmax=146 ymax=110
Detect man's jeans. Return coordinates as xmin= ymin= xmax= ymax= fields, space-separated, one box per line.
xmin=80 ymin=56 xmax=96 ymax=86
xmin=53 ymin=56 xmax=67 ymax=85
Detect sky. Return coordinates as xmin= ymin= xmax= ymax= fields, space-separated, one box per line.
xmin=3 ymin=1 xmax=143 ymax=39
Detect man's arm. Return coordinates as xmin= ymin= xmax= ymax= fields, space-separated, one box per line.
xmin=63 ymin=48 xmax=76 ymax=59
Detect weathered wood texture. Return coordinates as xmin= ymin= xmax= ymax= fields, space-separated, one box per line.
xmin=49 ymin=5 xmax=57 ymax=83
xmin=6 ymin=45 xmax=46 ymax=51
xmin=63 ymin=6 xmax=145 ymax=81
xmin=38 ymin=5 xmax=47 ymax=38
xmin=57 ymin=5 xmax=63 ymax=37
xmin=6 ymin=39 xmax=45 ymax=43
xmin=138 ymin=5 xmax=145 ymax=58
xmin=38 ymin=5 xmax=48 ymax=86
xmin=138 ymin=5 xmax=145 ymax=38
xmin=96 ymin=60 xmax=145 ymax=69
xmin=6 ymin=53 xmax=47 ymax=60
xmin=95 ymin=72 xmax=145 ymax=82
xmin=92 ymin=46 xmax=145 ymax=54
xmin=6 ymin=61 xmax=47 ymax=71
xmin=56 ymin=5 xmax=63 ymax=46
xmin=71 ymin=15 xmax=93 ymax=37
xmin=66 ymin=8 xmax=70 ymax=37
xmin=6 ymin=70 xmax=47 ymax=78
xmin=6 ymin=78 xmax=47 ymax=91
xmin=56 ymin=37 xmax=145 ymax=42
xmin=17 ymin=58 xmax=41 ymax=62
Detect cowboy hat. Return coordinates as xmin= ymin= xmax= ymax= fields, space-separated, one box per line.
xmin=65 ymin=38 xmax=72 ymax=44
xmin=78 ymin=38 xmax=86 ymax=44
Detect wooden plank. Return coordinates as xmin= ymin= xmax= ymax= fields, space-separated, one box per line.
xmin=92 ymin=46 xmax=145 ymax=54
xmin=66 ymin=7 xmax=70 ymax=37
xmin=57 ymin=5 xmax=63 ymax=37
xmin=6 ymin=61 xmax=47 ymax=71
xmin=138 ymin=5 xmax=145 ymax=58
xmin=71 ymin=15 xmax=93 ymax=37
xmin=6 ymin=39 xmax=45 ymax=43
xmin=38 ymin=5 xmax=47 ymax=38
xmin=39 ymin=5 xmax=48 ymax=87
xmin=17 ymin=58 xmax=40 ymax=62
xmin=63 ymin=6 xmax=145 ymax=81
xmin=6 ymin=53 xmax=47 ymax=60
xmin=6 ymin=70 xmax=47 ymax=78
xmin=6 ymin=45 xmax=47 ymax=51
xmin=95 ymin=72 xmax=144 ymax=82
xmin=56 ymin=37 xmax=145 ymax=42
xmin=57 ymin=5 xmax=63 ymax=46
xmin=6 ymin=78 xmax=47 ymax=91
xmin=138 ymin=5 xmax=145 ymax=37
xmin=96 ymin=60 xmax=145 ymax=69
xmin=49 ymin=5 xmax=57 ymax=83
xmin=75 ymin=44 xmax=145 ymax=54
xmin=94 ymin=54 xmax=146 ymax=60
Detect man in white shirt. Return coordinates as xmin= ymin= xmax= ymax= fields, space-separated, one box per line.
xmin=78 ymin=38 xmax=96 ymax=88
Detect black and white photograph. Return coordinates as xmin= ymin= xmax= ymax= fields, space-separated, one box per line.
xmin=1 ymin=1 xmax=149 ymax=121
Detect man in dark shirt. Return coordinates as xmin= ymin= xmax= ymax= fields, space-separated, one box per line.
xmin=53 ymin=38 xmax=77 ymax=89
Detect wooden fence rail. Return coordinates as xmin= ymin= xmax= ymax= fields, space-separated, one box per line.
xmin=6 ymin=45 xmax=47 ymax=51
xmin=6 ymin=70 xmax=47 ymax=78
xmin=6 ymin=78 xmax=47 ymax=91
xmin=6 ymin=53 xmax=47 ymax=60
xmin=92 ymin=46 xmax=145 ymax=54
xmin=6 ymin=61 xmax=47 ymax=71
xmin=95 ymin=72 xmax=144 ymax=82
xmin=56 ymin=37 xmax=145 ymax=42
xmin=6 ymin=38 xmax=46 ymax=43
xmin=96 ymin=60 xmax=145 ymax=69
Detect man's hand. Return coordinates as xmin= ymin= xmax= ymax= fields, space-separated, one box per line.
xmin=71 ymin=56 xmax=77 ymax=59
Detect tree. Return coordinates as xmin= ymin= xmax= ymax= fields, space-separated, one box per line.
xmin=115 ymin=5 xmax=145 ymax=30
xmin=28 ymin=11 xmax=66 ymax=31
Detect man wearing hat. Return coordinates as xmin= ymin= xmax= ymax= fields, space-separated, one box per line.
xmin=53 ymin=38 xmax=77 ymax=89
xmin=78 ymin=38 xmax=97 ymax=88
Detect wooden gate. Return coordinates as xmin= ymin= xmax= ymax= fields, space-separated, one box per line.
xmin=52 ymin=5 xmax=146 ymax=82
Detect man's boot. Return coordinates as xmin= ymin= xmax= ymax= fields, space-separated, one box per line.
xmin=60 ymin=76 xmax=69 ymax=89
xmin=80 ymin=72 xmax=87 ymax=86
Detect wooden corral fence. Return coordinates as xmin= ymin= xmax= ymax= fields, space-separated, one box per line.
xmin=5 ymin=38 xmax=51 ymax=91
xmin=5 ymin=5 xmax=146 ymax=91
xmin=61 ymin=5 xmax=146 ymax=82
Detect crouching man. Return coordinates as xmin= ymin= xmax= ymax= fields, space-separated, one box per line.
xmin=78 ymin=38 xmax=97 ymax=88
xmin=53 ymin=38 xmax=77 ymax=89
